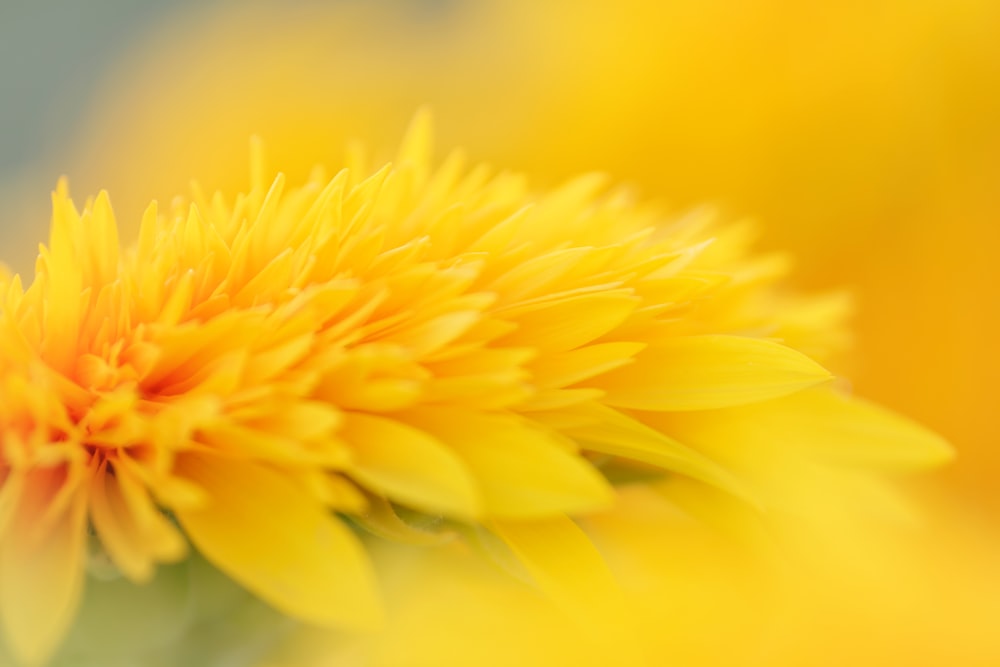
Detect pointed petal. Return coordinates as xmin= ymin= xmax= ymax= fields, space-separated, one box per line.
xmin=174 ymin=454 xmax=381 ymax=630
xmin=89 ymin=464 xmax=155 ymax=582
xmin=402 ymin=408 xmax=614 ymax=519
xmin=783 ymin=389 xmax=952 ymax=469
xmin=666 ymin=388 xmax=953 ymax=471
xmin=89 ymin=463 xmax=187 ymax=583
xmin=340 ymin=412 xmax=481 ymax=519
xmin=529 ymin=342 xmax=646 ymax=389
xmin=595 ymin=335 xmax=832 ymax=411
xmin=499 ymin=291 xmax=639 ymax=352
xmin=397 ymin=106 xmax=434 ymax=168
xmin=553 ymin=403 xmax=757 ymax=505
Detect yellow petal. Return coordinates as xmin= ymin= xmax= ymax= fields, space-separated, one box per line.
xmin=336 ymin=378 xmax=424 ymax=412
xmin=197 ymin=421 xmax=348 ymax=467
xmin=89 ymin=464 xmax=155 ymax=582
xmin=424 ymin=371 xmax=533 ymax=409
xmin=667 ymin=388 xmax=953 ymax=471
xmin=498 ymin=290 xmax=639 ymax=351
xmin=293 ymin=471 xmax=369 ymax=513
xmin=519 ymin=173 xmax=609 ymax=248
xmin=553 ymin=402 xmax=757 ymax=505
xmin=396 ymin=105 xmax=434 ymax=170
xmin=402 ymin=408 xmax=614 ymax=519
xmin=174 ymin=454 xmax=381 ymax=630
xmin=0 ymin=494 xmax=87 ymax=666
xmin=236 ymin=400 xmax=342 ymax=443
xmin=516 ymin=388 xmax=607 ymax=412
xmin=383 ymin=310 xmax=482 ymax=357
xmin=39 ymin=192 xmax=84 ymax=375
xmin=491 ymin=516 xmax=643 ymax=663
xmin=529 ymin=341 xmax=646 ymax=388
xmin=114 ymin=464 xmax=187 ymax=562
xmin=794 ymin=389 xmax=953 ymax=469
xmin=88 ymin=463 xmax=187 ymax=584
xmin=491 ymin=246 xmax=616 ymax=302
xmin=340 ymin=412 xmax=481 ymax=519
xmin=595 ymin=335 xmax=832 ymax=411
xmin=86 ymin=190 xmax=120 ymax=287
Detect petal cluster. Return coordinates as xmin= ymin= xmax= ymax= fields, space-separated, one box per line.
xmin=0 ymin=115 xmax=950 ymax=664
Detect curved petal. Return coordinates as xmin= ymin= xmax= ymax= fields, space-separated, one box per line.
xmin=594 ymin=335 xmax=832 ymax=411
xmin=491 ymin=515 xmax=642 ymax=663
xmin=0 ymin=483 xmax=87 ymax=666
xmin=174 ymin=454 xmax=381 ymax=630
xmin=340 ymin=412 xmax=481 ymax=519
xmin=552 ymin=402 xmax=758 ymax=505
xmin=402 ymin=408 xmax=614 ymax=519
xmin=663 ymin=387 xmax=953 ymax=470
xmin=498 ymin=291 xmax=639 ymax=352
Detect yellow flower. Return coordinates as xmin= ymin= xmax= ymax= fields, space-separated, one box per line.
xmin=0 ymin=115 xmax=949 ymax=665
xmin=10 ymin=0 xmax=993 ymax=513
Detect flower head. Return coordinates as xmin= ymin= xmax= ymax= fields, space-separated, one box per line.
xmin=0 ymin=113 xmax=950 ymax=664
